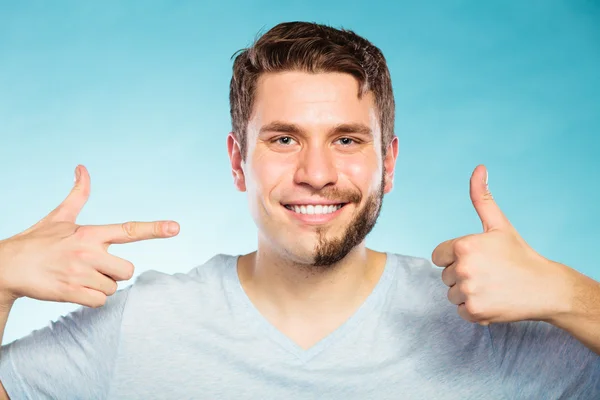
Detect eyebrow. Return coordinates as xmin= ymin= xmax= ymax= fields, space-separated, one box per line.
xmin=259 ymin=121 xmax=372 ymax=137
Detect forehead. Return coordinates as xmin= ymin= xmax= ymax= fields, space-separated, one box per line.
xmin=249 ymin=71 xmax=379 ymax=133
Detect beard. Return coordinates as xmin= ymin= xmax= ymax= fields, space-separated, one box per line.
xmin=310 ymin=172 xmax=385 ymax=268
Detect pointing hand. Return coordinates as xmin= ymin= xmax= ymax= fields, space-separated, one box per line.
xmin=0 ymin=166 xmax=180 ymax=308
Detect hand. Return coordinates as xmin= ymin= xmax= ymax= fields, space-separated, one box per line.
xmin=0 ymin=165 xmax=180 ymax=308
xmin=431 ymin=165 xmax=572 ymax=325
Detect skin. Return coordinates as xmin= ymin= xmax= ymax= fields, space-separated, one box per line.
xmin=226 ymin=70 xmax=600 ymax=353
xmin=227 ymin=71 xmax=398 ymax=348
xmin=1 ymin=70 xmax=599 ymax=399
xmin=0 ymin=167 xmax=180 ymax=399
xmin=432 ymin=165 xmax=600 ymax=355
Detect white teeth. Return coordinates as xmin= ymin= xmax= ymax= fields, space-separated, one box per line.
xmin=289 ymin=204 xmax=343 ymax=215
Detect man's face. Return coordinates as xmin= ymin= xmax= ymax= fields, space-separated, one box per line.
xmin=229 ymin=71 xmax=397 ymax=267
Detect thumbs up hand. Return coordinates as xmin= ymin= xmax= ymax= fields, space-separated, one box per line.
xmin=431 ymin=165 xmax=572 ymax=325
xmin=0 ymin=166 xmax=180 ymax=308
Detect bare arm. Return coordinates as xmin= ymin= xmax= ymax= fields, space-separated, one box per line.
xmin=0 ymin=295 xmax=15 ymax=400
xmin=545 ymin=263 xmax=600 ymax=356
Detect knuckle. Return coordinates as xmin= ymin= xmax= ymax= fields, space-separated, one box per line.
xmin=128 ymin=221 xmax=142 ymax=238
xmin=459 ymin=280 xmax=476 ymax=296
xmin=63 ymin=263 xmax=85 ymax=280
xmin=89 ymin=294 xmax=107 ymax=308
xmin=431 ymin=249 xmax=441 ymax=266
xmin=122 ymin=262 xmax=135 ymax=280
xmin=482 ymin=190 xmax=494 ymax=201
xmin=72 ymin=225 xmax=91 ymax=240
xmin=108 ymin=280 xmax=118 ymax=295
xmin=441 ymin=268 xmax=451 ymax=286
xmin=453 ymin=238 xmax=472 ymax=255
xmin=454 ymin=263 xmax=471 ymax=279
xmin=56 ymin=282 xmax=79 ymax=301
xmin=153 ymin=222 xmax=163 ymax=237
xmin=69 ymin=248 xmax=90 ymax=262
xmin=79 ymin=184 xmax=91 ymax=199
xmin=122 ymin=222 xmax=136 ymax=238
xmin=464 ymin=301 xmax=482 ymax=318
xmin=62 ymin=282 xmax=78 ymax=293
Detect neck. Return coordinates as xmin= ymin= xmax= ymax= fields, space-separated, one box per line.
xmin=237 ymin=242 xmax=387 ymax=318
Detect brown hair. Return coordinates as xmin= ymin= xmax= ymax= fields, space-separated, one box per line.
xmin=229 ymin=21 xmax=395 ymax=159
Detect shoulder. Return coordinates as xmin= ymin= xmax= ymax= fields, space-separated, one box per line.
xmin=115 ymin=253 xmax=239 ymax=332
xmin=124 ymin=253 xmax=238 ymax=304
xmin=386 ymin=252 xmax=445 ymax=292
xmin=132 ymin=253 xmax=237 ymax=287
xmin=384 ymin=252 xmax=455 ymax=317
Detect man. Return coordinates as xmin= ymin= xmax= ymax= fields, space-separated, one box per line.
xmin=0 ymin=21 xmax=598 ymax=399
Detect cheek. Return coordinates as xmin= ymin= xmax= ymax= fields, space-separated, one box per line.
xmin=247 ymin=152 xmax=293 ymax=200
xmin=342 ymin=156 xmax=381 ymax=190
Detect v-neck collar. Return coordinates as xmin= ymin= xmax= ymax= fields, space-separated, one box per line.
xmin=223 ymin=253 xmax=397 ymax=363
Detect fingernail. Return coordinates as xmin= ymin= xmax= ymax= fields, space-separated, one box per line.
xmin=167 ymin=222 xmax=179 ymax=235
xmin=74 ymin=166 xmax=81 ymax=183
xmin=484 ymin=169 xmax=488 ymax=186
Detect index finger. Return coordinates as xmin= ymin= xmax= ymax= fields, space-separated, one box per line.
xmin=93 ymin=220 xmax=180 ymax=244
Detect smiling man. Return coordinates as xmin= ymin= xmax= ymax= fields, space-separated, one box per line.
xmin=229 ymin=66 xmax=394 ymax=350
xmin=0 ymin=22 xmax=599 ymax=399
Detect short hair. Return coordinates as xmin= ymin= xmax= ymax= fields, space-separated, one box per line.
xmin=229 ymin=21 xmax=395 ymax=159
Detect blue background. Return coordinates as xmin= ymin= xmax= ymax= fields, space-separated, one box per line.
xmin=1 ymin=0 xmax=599 ymax=343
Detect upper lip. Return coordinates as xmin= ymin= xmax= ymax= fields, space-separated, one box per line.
xmin=283 ymin=199 xmax=346 ymax=206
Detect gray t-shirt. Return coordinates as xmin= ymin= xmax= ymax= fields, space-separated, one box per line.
xmin=1 ymin=253 xmax=598 ymax=399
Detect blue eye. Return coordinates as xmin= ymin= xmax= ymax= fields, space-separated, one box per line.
xmin=277 ymin=136 xmax=295 ymax=145
xmin=338 ymin=137 xmax=355 ymax=146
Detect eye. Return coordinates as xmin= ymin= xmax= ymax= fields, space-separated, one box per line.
xmin=336 ymin=137 xmax=356 ymax=146
xmin=276 ymin=136 xmax=296 ymax=145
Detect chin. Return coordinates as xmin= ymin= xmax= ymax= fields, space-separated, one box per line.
xmin=279 ymin=242 xmax=318 ymax=265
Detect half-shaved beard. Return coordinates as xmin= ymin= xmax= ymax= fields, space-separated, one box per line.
xmin=311 ymin=172 xmax=385 ymax=268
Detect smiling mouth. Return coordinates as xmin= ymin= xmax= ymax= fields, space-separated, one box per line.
xmin=283 ymin=203 xmax=346 ymax=215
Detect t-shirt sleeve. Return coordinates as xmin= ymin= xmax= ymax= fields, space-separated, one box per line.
xmin=490 ymin=320 xmax=600 ymax=398
xmin=0 ymin=287 xmax=130 ymax=399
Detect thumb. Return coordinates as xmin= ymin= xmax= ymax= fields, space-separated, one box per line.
xmin=470 ymin=165 xmax=511 ymax=232
xmin=16 ymin=166 xmax=91 ymax=237
xmin=49 ymin=165 xmax=91 ymax=222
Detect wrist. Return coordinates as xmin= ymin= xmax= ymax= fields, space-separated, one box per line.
xmin=0 ymin=239 xmax=19 ymax=307
xmin=0 ymin=291 xmax=16 ymax=312
xmin=0 ymin=239 xmax=19 ymax=309
xmin=535 ymin=260 xmax=574 ymax=324
xmin=542 ymin=261 xmax=589 ymax=326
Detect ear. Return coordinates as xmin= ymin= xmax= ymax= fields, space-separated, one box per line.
xmin=227 ymin=133 xmax=247 ymax=192
xmin=383 ymin=136 xmax=399 ymax=194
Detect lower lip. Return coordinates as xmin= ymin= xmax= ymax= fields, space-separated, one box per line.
xmin=283 ymin=204 xmax=346 ymax=225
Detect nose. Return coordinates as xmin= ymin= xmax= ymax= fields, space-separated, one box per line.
xmin=294 ymin=144 xmax=338 ymax=190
